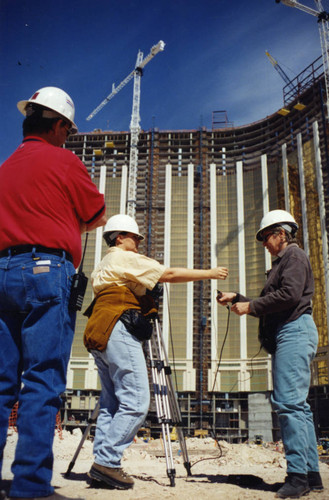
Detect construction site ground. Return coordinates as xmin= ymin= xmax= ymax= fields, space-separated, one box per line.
xmin=2 ymin=429 xmax=329 ymax=499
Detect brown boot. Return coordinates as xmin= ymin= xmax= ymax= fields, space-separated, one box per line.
xmin=88 ymin=462 xmax=134 ymax=490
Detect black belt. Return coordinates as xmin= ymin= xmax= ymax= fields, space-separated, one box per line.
xmin=0 ymin=245 xmax=73 ymax=264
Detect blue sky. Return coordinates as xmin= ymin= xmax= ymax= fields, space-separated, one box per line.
xmin=0 ymin=0 xmax=325 ymax=163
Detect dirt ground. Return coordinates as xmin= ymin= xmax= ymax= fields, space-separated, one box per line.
xmin=2 ymin=429 xmax=329 ymax=499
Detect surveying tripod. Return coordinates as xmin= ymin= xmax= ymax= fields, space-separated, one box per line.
xmin=147 ymin=315 xmax=191 ymax=486
xmin=65 ymin=315 xmax=191 ymax=487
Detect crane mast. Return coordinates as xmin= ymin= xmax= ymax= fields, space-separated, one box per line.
xmin=276 ymin=1 xmax=329 ymax=118
xmin=86 ymin=40 xmax=165 ymax=217
xmin=127 ymin=50 xmax=143 ymax=217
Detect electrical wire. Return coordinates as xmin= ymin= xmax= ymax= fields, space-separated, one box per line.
xmin=189 ymin=299 xmax=232 ymax=469
xmin=211 ymin=303 xmax=231 ymax=393
xmin=160 ymin=285 xmax=263 ymax=469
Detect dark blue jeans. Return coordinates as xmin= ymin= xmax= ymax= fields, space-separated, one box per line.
xmin=0 ymin=251 xmax=76 ymax=497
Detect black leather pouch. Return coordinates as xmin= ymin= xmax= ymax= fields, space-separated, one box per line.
xmin=120 ymin=309 xmax=153 ymax=341
xmin=258 ymin=318 xmax=277 ymax=354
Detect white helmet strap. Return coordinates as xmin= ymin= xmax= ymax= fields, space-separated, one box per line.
xmin=25 ymin=103 xmax=63 ymax=121
xmin=108 ymin=231 xmax=120 ymax=241
xmin=281 ymin=223 xmax=293 ymax=233
xmin=42 ymin=109 xmax=63 ymax=120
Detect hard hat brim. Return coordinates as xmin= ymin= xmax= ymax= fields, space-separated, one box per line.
xmin=104 ymin=229 xmax=144 ymax=241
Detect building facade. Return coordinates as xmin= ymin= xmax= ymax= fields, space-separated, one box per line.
xmin=64 ymin=70 xmax=329 ymax=413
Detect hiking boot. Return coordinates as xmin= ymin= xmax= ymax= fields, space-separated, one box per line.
xmin=308 ymin=471 xmax=324 ymax=491
xmin=275 ymin=473 xmax=310 ymax=498
xmin=88 ymin=462 xmax=134 ymax=490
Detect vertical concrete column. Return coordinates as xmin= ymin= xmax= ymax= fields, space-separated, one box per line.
xmin=297 ymin=133 xmax=309 ymax=256
xmin=313 ymin=120 xmax=329 ymax=335
xmin=282 ymin=143 xmax=290 ymax=212
xmin=162 ymin=163 xmax=172 ymax=349
xmin=209 ymin=162 xmax=217 ymax=363
xmin=261 ymin=154 xmax=271 ymax=271
xmin=120 ymin=164 xmax=128 ymax=214
xmin=236 ymin=161 xmax=247 ymax=363
xmin=187 ymin=163 xmax=194 ymax=360
xmin=94 ymin=165 xmax=107 ymax=268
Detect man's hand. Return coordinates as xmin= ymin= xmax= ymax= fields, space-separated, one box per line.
xmin=216 ymin=291 xmax=236 ymax=306
xmin=231 ymin=302 xmax=251 ymax=316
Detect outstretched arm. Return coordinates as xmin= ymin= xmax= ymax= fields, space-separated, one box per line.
xmin=159 ymin=266 xmax=228 ymax=283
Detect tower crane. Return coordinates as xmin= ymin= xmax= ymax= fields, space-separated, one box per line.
xmin=265 ymin=50 xmax=295 ymax=92
xmin=87 ymin=40 xmax=165 ymax=217
xmin=275 ymin=1 xmax=329 ymax=118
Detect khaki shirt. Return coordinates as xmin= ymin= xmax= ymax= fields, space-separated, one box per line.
xmin=91 ymin=246 xmax=166 ymax=297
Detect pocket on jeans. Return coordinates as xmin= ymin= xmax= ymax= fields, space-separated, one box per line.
xmin=22 ymin=264 xmax=62 ymax=302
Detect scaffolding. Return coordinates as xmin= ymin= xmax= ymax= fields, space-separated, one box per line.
xmin=65 ymin=58 xmax=329 ymax=406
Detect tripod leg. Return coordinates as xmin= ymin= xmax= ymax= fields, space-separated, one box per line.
xmin=148 ymin=334 xmax=176 ymax=486
xmin=154 ymin=318 xmax=192 ymax=476
xmin=64 ymin=401 xmax=100 ymax=477
xmin=177 ymin=427 xmax=192 ymax=476
xmin=162 ymin=423 xmax=176 ymax=487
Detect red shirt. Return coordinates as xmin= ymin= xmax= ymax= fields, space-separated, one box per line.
xmin=0 ymin=137 xmax=105 ymax=267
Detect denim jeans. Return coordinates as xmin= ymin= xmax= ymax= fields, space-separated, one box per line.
xmin=0 ymin=251 xmax=76 ymax=497
xmin=271 ymin=314 xmax=319 ymax=475
xmin=91 ymin=320 xmax=150 ymax=468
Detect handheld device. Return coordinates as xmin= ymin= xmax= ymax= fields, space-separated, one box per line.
xmin=68 ymin=233 xmax=89 ymax=312
xmin=69 ymin=271 xmax=88 ymax=311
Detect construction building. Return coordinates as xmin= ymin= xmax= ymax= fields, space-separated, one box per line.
xmin=62 ymin=56 xmax=329 ymax=441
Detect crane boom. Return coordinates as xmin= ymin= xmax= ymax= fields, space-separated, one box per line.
xmin=276 ymin=1 xmax=329 ymax=118
xmin=86 ymin=40 xmax=165 ymax=121
xmin=86 ymin=72 xmax=135 ymax=121
xmin=265 ymin=50 xmax=295 ymax=90
xmin=277 ymin=0 xmax=319 ymax=16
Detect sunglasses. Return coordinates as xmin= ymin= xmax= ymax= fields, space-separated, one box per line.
xmin=262 ymin=231 xmax=275 ymax=243
xmin=61 ymin=120 xmax=73 ymax=136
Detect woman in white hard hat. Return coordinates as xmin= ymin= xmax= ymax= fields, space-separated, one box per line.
xmin=83 ymin=214 xmax=228 ymax=490
xmin=217 ymin=209 xmax=323 ymax=499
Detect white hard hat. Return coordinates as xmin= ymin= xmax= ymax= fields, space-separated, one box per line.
xmin=256 ymin=209 xmax=298 ymax=241
xmin=17 ymin=86 xmax=78 ymax=134
xmin=103 ymin=214 xmax=144 ymax=241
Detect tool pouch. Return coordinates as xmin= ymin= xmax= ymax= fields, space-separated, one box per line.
xmin=120 ymin=309 xmax=153 ymax=341
xmin=258 ymin=318 xmax=277 ymax=354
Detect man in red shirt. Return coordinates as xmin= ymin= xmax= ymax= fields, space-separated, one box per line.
xmin=0 ymin=87 xmax=106 ymax=500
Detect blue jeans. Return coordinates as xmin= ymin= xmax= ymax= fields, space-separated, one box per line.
xmin=91 ymin=320 xmax=150 ymax=468
xmin=271 ymin=314 xmax=319 ymax=475
xmin=0 ymin=251 xmax=76 ymax=497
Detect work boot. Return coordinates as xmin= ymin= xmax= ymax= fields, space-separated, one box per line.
xmin=9 ymin=493 xmax=85 ymax=500
xmin=88 ymin=462 xmax=134 ymax=490
xmin=308 ymin=471 xmax=324 ymax=491
xmin=275 ymin=473 xmax=310 ymax=498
